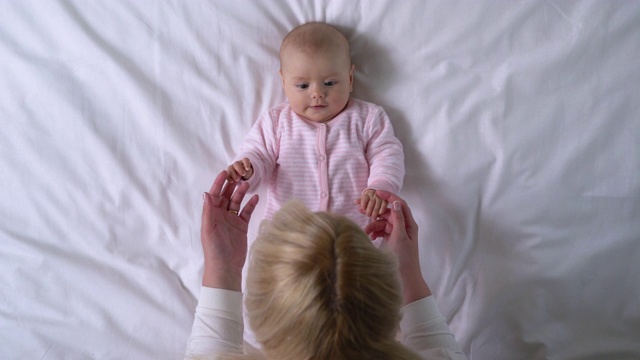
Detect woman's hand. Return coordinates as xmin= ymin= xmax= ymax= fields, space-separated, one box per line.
xmin=364 ymin=190 xmax=431 ymax=304
xmin=201 ymin=170 xmax=259 ymax=291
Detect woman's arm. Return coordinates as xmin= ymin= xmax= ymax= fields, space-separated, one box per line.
xmin=200 ymin=170 xmax=259 ymax=291
xmin=185 ymin=171 xmax=260 ymax=358
xmin=364 ymin=191 xmax=430 ymax=305
xmin=365 ymin=191 xmax=466 ymax=358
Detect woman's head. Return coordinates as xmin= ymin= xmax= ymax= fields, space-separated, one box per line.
xmin=245 ymin=201 xmax=419 ymax=360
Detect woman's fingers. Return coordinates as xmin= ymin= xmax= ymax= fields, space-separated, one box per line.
xmin=207 ymin=170 xmax=259 ymax=220
xmin=389 ymin=201 xmax=406 ymax=236
xmin=209 ymin=171 xmax=230 ymax=208
xmin=201 ymin=192 xmax=213 ymax=235
xmin=239 ymin=194 xmax=260 ymax=222
xmin=375 ymin=190 xmax=418 ymax=233
xmin=227 ymin=181 xmax=248 ymax=212
xmin=364 ymin=218 xmax=393 ymax=239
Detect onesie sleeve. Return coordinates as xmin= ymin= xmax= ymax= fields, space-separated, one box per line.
xmin=184 ymin=287 xmax=244 ymax=359
xmin=400 ymin=296 xmax=467 ymax=359
xmin=234 ymin=109 xmax=279 ymax=192
xmin=364 ymin=106 xmax=405 ymax=194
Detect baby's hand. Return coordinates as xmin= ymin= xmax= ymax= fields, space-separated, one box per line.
xmin=358 ymin=189 xmax=388 ymax=219
xmin=227 ymin=158 xmax=253 ymax=183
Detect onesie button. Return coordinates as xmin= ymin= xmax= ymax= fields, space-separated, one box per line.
xmin=321 ymin=192 xmax=328 ymax=198
xmin=319 ymin=155 xmax=326 ymax=161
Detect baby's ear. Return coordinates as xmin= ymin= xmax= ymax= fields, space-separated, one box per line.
xmin=279 ymin=69 xmax=285 ymax=87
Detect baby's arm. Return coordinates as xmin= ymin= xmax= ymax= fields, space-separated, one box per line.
xmin=356 ymin=107 xmax=404 ymax=219
xmin=226 ymin=158 xmax=253 ymax=183
xmin=358 ymin=189 xmax=389 ymax=219
xmin=225 ymin=108 xmax=280 ymax=190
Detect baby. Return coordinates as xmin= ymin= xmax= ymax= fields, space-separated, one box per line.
xmin=226 ymin=22 xmax=404 ymax=229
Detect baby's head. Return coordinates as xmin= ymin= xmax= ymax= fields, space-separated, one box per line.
xmin=279 ymin=23 xmax=354 ymax=123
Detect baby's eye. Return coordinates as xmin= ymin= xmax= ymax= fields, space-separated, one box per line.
xmin=296 ymin=84 xmax=309 ymax=90
xmin=324 ymin=81 xmax=336 ymax=87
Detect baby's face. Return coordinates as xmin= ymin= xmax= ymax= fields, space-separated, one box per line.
xmin=280 ymin=48 xmax=354 ymax=123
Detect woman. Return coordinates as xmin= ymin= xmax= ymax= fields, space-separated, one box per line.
xmin=185 ymin=170 xmax=466 ymax=359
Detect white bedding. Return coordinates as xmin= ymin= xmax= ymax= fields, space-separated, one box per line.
xmin=1 ymin=1 xmax=639 ymax=359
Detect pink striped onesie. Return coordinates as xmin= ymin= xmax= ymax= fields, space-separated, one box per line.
xmin=236 ymin=98 xmax=404 ymax=228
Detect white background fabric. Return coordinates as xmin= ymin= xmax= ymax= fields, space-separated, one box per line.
xmin=1 ymin=1 xmax=639 ymax=359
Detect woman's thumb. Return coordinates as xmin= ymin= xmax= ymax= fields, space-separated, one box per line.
xmin=392 ymin=200 xmax=405 ymax=226
xmin=202 ymin=192 xmax=208 ymax=208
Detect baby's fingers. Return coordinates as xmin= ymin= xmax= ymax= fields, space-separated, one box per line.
xmin=370 ymin=198 xmax=384 ymax=219
xmin=226 ymin=165 xmax=240 ymax=183
xmin=231 ymin=162 xmax=248 ymax=179
xmin=367 ymin=200 xmax=378 ymax=217
xmin=378 ymin=200 xmax=389 ymax=216
xmin=354 ymin=198 xmax=368 ymax=215
xmin=360 ymin=195 xmax=370 ymax=212
xmin=368 ymin=195 xmax=386 ymax=218
xmin=240 ymin=158 xmax=252 ymax=172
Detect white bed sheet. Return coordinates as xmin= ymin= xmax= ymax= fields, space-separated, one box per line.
xmin=1 ymin=1 xmax=639 ymax=359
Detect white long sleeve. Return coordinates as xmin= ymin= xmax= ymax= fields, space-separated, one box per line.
xmin=401 ymin=296 xmax=467 ymax=359
xmin=185 ymin=287 xmax=244 ymax=359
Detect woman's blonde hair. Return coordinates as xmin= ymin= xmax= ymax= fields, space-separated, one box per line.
xmin=241 ymin=201 xmax=421 ymax=360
